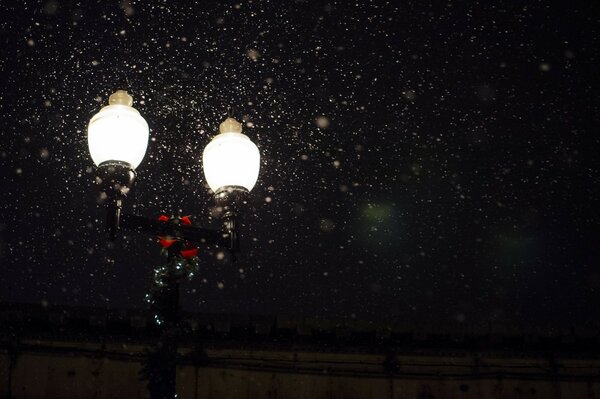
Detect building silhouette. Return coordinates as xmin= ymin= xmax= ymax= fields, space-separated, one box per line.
xmin=1 ymin=303 xmax=599 ymax=398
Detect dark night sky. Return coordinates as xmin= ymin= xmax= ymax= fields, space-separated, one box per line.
xmin=0 ymin=1 xmax=599 ymax=327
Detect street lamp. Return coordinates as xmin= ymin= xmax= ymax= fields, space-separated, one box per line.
xmin=88 ymin=90 xmax=149 ymax=170
xmin=86 ymin=89 xmax=260 ymax=398
xmin=87 ymin=89 xmax=260 ymax=246
xmin=203 ymin=116 xmax=260 ymax=194
xmin=203 ymin=116 xmax=260 ymax=253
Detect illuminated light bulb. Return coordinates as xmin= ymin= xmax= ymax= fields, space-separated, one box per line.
xmin=202 ymin=117 xmax=260 ymax=193
xmin=87 ymin=90 xmax=149 ymax=169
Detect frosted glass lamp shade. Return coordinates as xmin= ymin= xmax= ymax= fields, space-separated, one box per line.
xmin=87 ymin=91 xmax=149 ymax=169
xmin=202 ymin=118 xmax=260 ymax=193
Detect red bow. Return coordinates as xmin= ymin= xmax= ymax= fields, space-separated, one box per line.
xmin=156 ymin=215 xmax=199 ymax=258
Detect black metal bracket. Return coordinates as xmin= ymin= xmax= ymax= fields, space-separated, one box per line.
xmin=97 ymin=161 xmax=244 ymax=256
xmin=97 ymin=161 xmax=135 ymax=241
xmin=120 ymin=213 xmax=230 ymax=249
xmin=214 ymin=186 xmax=249 ymax=255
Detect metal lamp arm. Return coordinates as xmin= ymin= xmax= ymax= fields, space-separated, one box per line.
xmin=116 ymin=213 xmax=232 ymax=249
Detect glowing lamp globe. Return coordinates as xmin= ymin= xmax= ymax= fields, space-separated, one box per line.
xmin=202 ymin=117 xmax=260 ymax=193
xmin=87 ymin=90 xmax=149 ymax=169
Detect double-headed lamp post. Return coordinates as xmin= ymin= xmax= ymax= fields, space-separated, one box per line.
xmin=86 ymin=90 xmax=260 ymax=398
xmin=87 ymin=89 xmax=260 ymax=245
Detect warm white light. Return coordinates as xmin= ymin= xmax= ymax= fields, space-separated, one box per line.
xmin=203 ymin=117 xmax=260 ymax=193
xmin=87 ymin=90 xmax=149 ymax=169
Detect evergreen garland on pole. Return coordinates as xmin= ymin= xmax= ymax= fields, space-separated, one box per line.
xmin=145 ymin=214 xmax=200 ymax=326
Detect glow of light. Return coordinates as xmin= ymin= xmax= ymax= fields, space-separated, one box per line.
xmin=202 ymin=117 xmax=260 ymax=192
xmin=87 ymin=91 xmax=149 ymax=169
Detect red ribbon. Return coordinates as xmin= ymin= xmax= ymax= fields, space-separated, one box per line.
xmin=156 ymin=215 xmax=199 ymax=258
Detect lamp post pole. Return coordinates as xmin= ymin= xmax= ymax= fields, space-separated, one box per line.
xmin=141 ymin=238 xmax=184 ymax=399
xmin=86 ymin=90 xmax=260 ymax=398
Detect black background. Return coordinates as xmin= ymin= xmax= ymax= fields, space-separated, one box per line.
xmin=0 ymin=1 xmax=599 ymax=326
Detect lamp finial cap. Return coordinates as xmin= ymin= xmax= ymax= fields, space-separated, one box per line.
xmin=219 ymin=117 xmax=242 ymax=134
xmin=109 ymin=90 xmax=133 ymax=106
